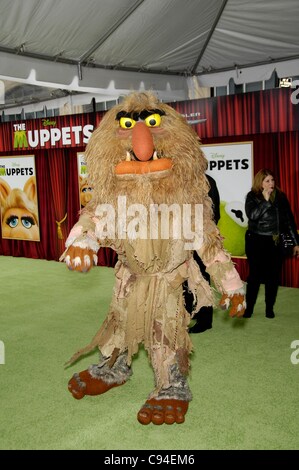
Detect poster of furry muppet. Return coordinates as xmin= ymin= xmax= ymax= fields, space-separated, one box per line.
xmin=61 ymin=92 xmax=246 ymax=425
xmin=0 ymin=155 xmax=40 ymax=241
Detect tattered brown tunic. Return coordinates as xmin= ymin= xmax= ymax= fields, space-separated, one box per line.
xmin=65 ymin=212 xmax=241 ymax=393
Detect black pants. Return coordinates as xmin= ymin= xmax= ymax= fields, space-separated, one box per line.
xmin=245 ymin=230 xmax=282 ymax=314
xmin=183 ymin=252 xmax=213 ymax=329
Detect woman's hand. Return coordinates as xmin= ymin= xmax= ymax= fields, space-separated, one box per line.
xmin=262 ymin=188 xmax=273 ymax=201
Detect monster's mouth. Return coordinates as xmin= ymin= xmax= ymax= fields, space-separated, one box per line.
xmin=115 ymin=151 xmax=173 ymax=177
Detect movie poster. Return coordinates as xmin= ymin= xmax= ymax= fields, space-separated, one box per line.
xmin=77 ymin=152 xmax=93 ymax=209
xmin=201 ymin=142 xmax=253 ymax=257
xmin=0 ymin=155 xmax=40 ymax=241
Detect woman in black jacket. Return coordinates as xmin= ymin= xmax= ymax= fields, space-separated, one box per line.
xmin=244 ymin=169 xmax=299 ymax=318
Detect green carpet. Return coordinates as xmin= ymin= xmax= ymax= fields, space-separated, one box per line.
xmin=0 ymin=255 xmax=298 ymax=450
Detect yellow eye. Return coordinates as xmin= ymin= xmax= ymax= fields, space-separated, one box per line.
xmin=144 ymin=114 xmax=161 ymax=127
xmin=119 ymin=117 xmax=136 ymax=129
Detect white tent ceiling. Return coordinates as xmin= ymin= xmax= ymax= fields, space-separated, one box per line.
xmin=1 ymin=0 xmax=299 ymax=111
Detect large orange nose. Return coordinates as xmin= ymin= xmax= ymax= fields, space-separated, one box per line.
xmin=132 ymin=121 xmax=154 ymax=161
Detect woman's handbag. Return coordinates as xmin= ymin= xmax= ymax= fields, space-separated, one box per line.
xmin=280 ymin=231 xmax=294 ymax=257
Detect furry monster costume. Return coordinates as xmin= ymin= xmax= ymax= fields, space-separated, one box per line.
xmin=61 ymin=92 xmax=246 ymax=425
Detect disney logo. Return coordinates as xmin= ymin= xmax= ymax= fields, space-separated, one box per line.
xmin=42 ymin=119 xmax=57 ymax=126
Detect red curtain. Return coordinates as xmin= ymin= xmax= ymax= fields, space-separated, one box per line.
xmin=48 ymin=149 xmax=68 ymax=259
xmin=277 ymin=132 xmax=299 ymax=288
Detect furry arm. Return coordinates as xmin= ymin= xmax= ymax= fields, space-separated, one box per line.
xmin=199 ymin=249 xmax=246 ymax=317
xmin=59 ymin=213 xmax=100 ymax=272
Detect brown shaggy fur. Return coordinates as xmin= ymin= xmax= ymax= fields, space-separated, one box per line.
xmin=84 ymin=91 xmax=222 ymax=262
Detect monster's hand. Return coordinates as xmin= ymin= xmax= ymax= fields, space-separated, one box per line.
xmin=60 ymin=224 xmax=99 ymax=273
xmin=63 ymin=245 xmax=98 ymax=272
xmin=203 ymin=250 xmax=246 ymax=318
xmin=219 ymin=290 xmax=246 ymax=317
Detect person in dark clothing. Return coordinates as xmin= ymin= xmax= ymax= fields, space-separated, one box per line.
xmin=244 ymin=168 xmax=299 ymax=319
xmin=205 ymin=174 xmax=220 ymax=225
xmin=185 ymin=174 xmax=220 ymax=333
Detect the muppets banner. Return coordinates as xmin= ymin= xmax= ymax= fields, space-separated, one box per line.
xmin=0 ymin=155 xmax=40 ymax=241
xmin=201 ymin=142 xmax=253 ymax=258
xmin=0 ymin=115 xmax=95 ymax=152
xmin=77 ymin=152 xmax=93 ymax=209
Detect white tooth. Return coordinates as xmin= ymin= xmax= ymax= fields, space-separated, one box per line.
xmin=153 ymin=151 xmax=158 ymax=160
xmin=126 ymin=151 xmax=131 ymax=161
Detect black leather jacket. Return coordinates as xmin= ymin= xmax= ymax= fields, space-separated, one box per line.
xmin=245 ymin=190 xmax=299 ymax=245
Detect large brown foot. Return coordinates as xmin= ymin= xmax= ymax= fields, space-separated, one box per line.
xmin=137 ymin=398 xmax=189 ymax=425
xmin=68 ymin=369 xmax=125 ymax=400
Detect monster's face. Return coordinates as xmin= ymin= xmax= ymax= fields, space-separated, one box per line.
xmin=114 ymin=108 xmax=173 ymax=179
xmin=85 ymin=92 xmax=208 ymax=206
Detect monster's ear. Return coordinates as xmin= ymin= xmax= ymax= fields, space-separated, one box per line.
xmin=0 ymin=178 xmax=11 ymax=205
xmin=23 ymin=176 xmax=37 ymax=203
